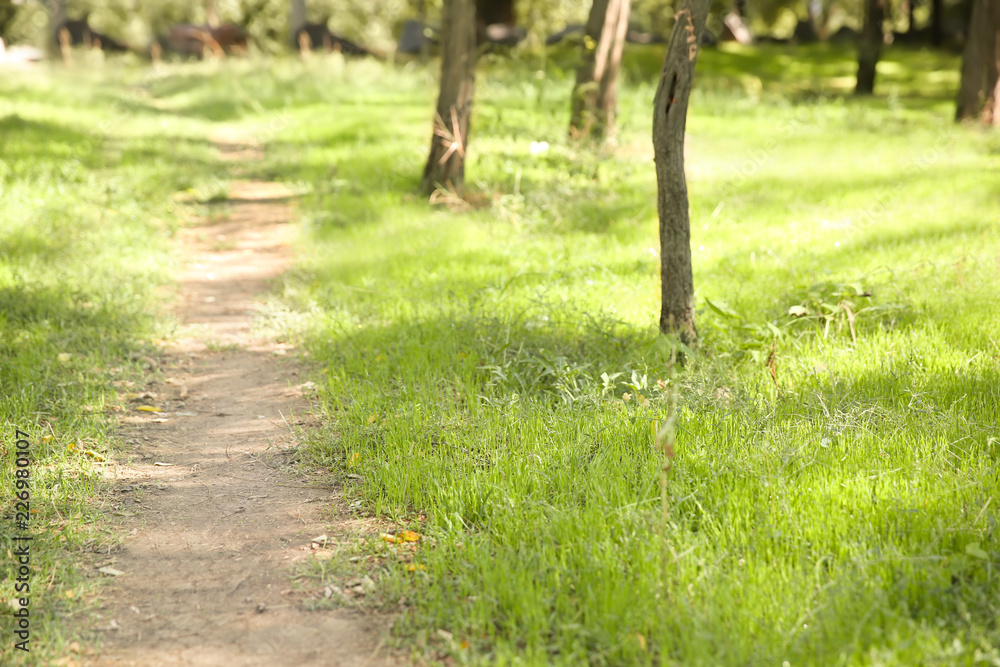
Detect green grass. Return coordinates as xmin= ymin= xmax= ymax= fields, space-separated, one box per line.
xmin=258 ymin=45 xmax=999 ymax=665
xmin=1 ymin=42 xmax=998 ymax=665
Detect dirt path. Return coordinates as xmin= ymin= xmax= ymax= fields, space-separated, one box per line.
xmin=82 ymin=135 xmax=394 ymax=666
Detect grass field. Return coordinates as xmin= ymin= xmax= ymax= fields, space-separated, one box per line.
xmin=2 ymin=42 xmax=999 ymax=665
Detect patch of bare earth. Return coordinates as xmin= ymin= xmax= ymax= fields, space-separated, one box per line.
xmin=81 ymin=134 xmax=396 ymax=666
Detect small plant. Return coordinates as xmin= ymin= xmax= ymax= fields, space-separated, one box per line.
xmin=705 ymin=279 xmax=911 ymax=362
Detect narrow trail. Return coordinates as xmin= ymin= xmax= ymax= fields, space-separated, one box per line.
xmin=82 ymin=132 xmax=394 ymax=666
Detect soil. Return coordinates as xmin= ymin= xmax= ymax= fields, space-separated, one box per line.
xmin=80 ymin=133 xmax=397 ymax=666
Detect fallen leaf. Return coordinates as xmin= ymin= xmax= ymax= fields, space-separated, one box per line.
xmin=98 ymin=567 xmax=124 ymax=577
xmin=137 ymin=406 xmax=163 ymax=413
xmin=406 ymin=564 xmax=426 ymax=572
xmin=152 ymin=462 xmax=176 ymax=467
xmin=400 ymin=530 xmax=421 ymax=542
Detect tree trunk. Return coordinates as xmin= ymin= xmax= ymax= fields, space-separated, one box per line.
xmin=421 ymin=0 xmax=477 ymax=196
xmin=931 ymin=0 xmax=944 ymax=46
xmin=290 ymin=0 xmax=307 ymax=41
xmin=46 ymin=0 xmax=68 ymax=61
xmin=205 ymin=0 xmax=220 ymax=28
xmin=956 ymin=0 xmax=995 ymax=121
xmin=981 ymin=0 xmax=1000 ymax=125
xmin=855 ymin=0 xmax=885 ymax=95
xmin=417 ymin=0 xmax=430 ymax=61
xmin=570 ymin=0 xmax=632 ymax=140
xmin=653 ymin=0 xmax=710 ymax=348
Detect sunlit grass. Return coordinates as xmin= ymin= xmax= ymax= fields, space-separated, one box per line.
xmin=257 ymin=46 xmax=998 ymax=665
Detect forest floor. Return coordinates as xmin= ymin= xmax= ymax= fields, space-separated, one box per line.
xmin=78 ymin=132 xmax=394 ymax=666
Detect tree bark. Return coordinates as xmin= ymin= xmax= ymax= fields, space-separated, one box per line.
xmin=570 ymin=0 xmax=632 ymax=140
xmin=653 ymin=0 xmax=710 ymax=348
xmin=46 ymin=0 xmax=68 ymax=61
xmin=855 ymin=0 xmax=885 ymax=95
xmin=205 ymin=0 xmax=220 ymax=28
xmin=980 ymin=0 xmax=1000 ymax=125
xmin=421 ymin=0 xmax=477 ymax=196
xmin=956 ymin=0 xmax=996 ymax=121
xmin=290 ymin=0 xmax=307 ymax=42
xmin=931 ymin=0 xmax=944 ymax=46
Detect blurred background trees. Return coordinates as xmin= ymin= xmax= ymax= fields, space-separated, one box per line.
xmin=0 ymin=0 xmax=979 ymax=54
xmin=0 ymin=0 xmax=992 ymax=128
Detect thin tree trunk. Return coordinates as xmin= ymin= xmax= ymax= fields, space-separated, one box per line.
xmin=569 ymin=0 xmax=631 ymax=140
xmin=956 ymin=0 xmax=993 ymax=121
xmin=290 ymin=0 xmax=307 ymax=42
xmin=46 ymin=0 xmax=68 ymax=61
xmin=421 ymin=0 xmax=477 ymax=196
xmin=653 ymin=0 xmax=710 ymax=348
xmin=417 ymin=0 xmax=430 ymax=61
xmin=931 ymin=0 xmax=944 ymax=46
xmin=982 ymin=0 xmax=1000 ymax=125
xmin=205 ymin=0 xmax=220 ymax=28
xmin=855 ymin=0 xmax=885 ymax=95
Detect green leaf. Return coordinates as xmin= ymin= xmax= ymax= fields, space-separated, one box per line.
xmin=705 ymin=298 xmax=744 ymax=320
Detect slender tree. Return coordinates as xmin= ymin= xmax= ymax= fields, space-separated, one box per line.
xmin=421 ymin=0 xmax=477 ymax=196
xmin=855 ymin=0 xmax=885 ymax=95
xmin=290 ymin=0 xmax=307 ymax=39
xmin=569 ymin=0 xmax=631 ymax=139
xmin=930 ymin=0 xmax=944 ymax=46
xmin=205 ymin=0 xmax=219 ymax=28
xmin=956 ymin=0 xmax=1000 ymax=125
xmin=46 ymin=0 xmax=68 ymax=61
xmin=653 ymin=0 xmax=711 ymax=348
